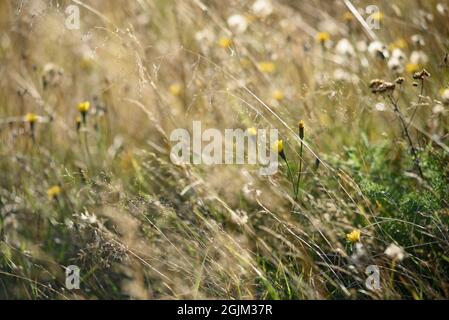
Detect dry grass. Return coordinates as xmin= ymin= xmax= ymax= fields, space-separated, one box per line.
xmin=0 ymin=0 xmax=449 ymax=299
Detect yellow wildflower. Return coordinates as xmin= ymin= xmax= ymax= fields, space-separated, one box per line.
xmin=218 ymin=37 xmax=232 ymax=48
xmin=273 ymin=139 xmax=284 ymax=154
xmin=25 ymin=113 xmax=38 ymax=124
xmin=77 ymin=101 xmax=90 ymax=113
xmin=342 ymin=12 xmax=353 ymax=22
xmin=389 ymin=38 xmax=407 ymax=50
xmin=272 ymin=89 xmax=285 ymax=101
xmin=247 ymin=127 xmax=257 ymax=136
xmin=405 ymin=63 xmax=420 ymax=74
xmin=47 ymin=185 xmax=61 ymax=200
xmin=316 ymin=32 xmax=330 ymax=44
xmin=169 ymin=83 xmax=182 ymax=97
xmin=372 ymin=11 xmax=384 ymax=21
xmin=258 ymin=61 xmax=276 ymax=73
xmin=298 ymin=120 xmax=305 ymax=139
xmin=346 ymin=229 xmax=361 ymax=243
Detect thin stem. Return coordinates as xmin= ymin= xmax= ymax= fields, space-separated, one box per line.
xmin=387 ymin=94 xmax=424 ymax=179
xmin=283 ymin=158 xmax=297 ymax=197
xmin=295 ymin=141 xmax=304 ymax=201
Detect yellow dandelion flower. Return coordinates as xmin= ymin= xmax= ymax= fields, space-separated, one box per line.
xmin=406 ymin=63 xmax=420 ymax=74
xmin=25 ymin=113 xmax=38 ymax=124
xmin=316 ymin=32 xmax=330 ymax=44
xmin=272 ymin=89 xmax=285 ymax=101
xmin=218 ymin=37 xmax=232 ymax=48
xmin=346 ymin=229 xmax=361 ymax=243
xmin=77 ymin=101 xmax=90 ymax=113
xmin=47 ymin=185 xmax=61 ymax=200
xmin=247 ymin=127 xmax=257 ymax=136
xmin=169 ymin=83 xmax=182 ymax=97
xmin=258 ymin=61 xmax=276 ymax=73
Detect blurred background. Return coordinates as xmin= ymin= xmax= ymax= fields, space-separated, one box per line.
xmin=0 ymin=0 xmax=448 ymax=299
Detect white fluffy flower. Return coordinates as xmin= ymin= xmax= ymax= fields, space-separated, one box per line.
xmin=411 ymin=34 xmax=425 ymax=47
xmin=368 ymin=41 xmax=389 ymax=59
xmin=335 ymin=38 xmax=355 ymax=57
xmin=227 ymin=14 xmax=248 ymax=34
xmin=388 ymin=57 xmax=404 ymax=74
xmin=410 ymin=50 xmax=429 ymax=65
xmin=252 ymin=0 xmax=273 ymax=18
xmin=433 ymin=104 xmax=445 ymax=114
xmin=385 ymin=243 xmax=406 ymax=261
xmin=375 ymin=102 xmax=386 ymax=111
xmin=194 ymin=28 xmax=215 ymax=43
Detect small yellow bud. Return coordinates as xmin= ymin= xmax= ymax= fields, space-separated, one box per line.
xmin=298 ymin=120 xmax=305 ymax=139
xmin=47 ymin=185 xmax=61 ymax=200
xmin=272 ymin=90 xmax=285 ymax=101
xmin=406 ymin=63 xmax=420 ymax=74
xmin=258 ymin=61 xmax=276 ymax=74
xmin=77 ymin=101 xmax=90 ymax=113
xmin=316 ymin=32 xmax=330 ymax=44
xmin=218 ymin=37 xmax=232 ymax=48
xmin=169 ymin=83 xmax=182 ymax=97
xmin=247 ymin=127 xmax=257 ymax=136
xmin=25 ymin=113 xmax=38 ymax=124
xmin=273 ymin=139 xmax=284 ymax=154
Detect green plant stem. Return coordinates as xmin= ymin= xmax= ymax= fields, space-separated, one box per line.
xmin=295 ymin=141 xmax=304 ymax=201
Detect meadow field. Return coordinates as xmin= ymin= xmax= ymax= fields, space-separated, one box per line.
xmin=0 ymin=0 xmax=449 ymax=299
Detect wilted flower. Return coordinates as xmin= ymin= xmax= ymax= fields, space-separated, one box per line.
xmin=369 ymin=79 xmax=395 ymax=94
xmin=47 ymin=185 xmax=61 ymax=200
xmin=384 ymin=243 xmax=406 ymax=261
xmin=346 ymin=229 xmax=361 ymax=243
xmin=227 ymin=14 xmax=248 ymax=34
xmin=395 ymin=77 xmax=405 ymax=84
xmin=257 ymin=61 xmax=276 ymax=73
xmin=412 ymin=68 xmax=430 ymax=80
